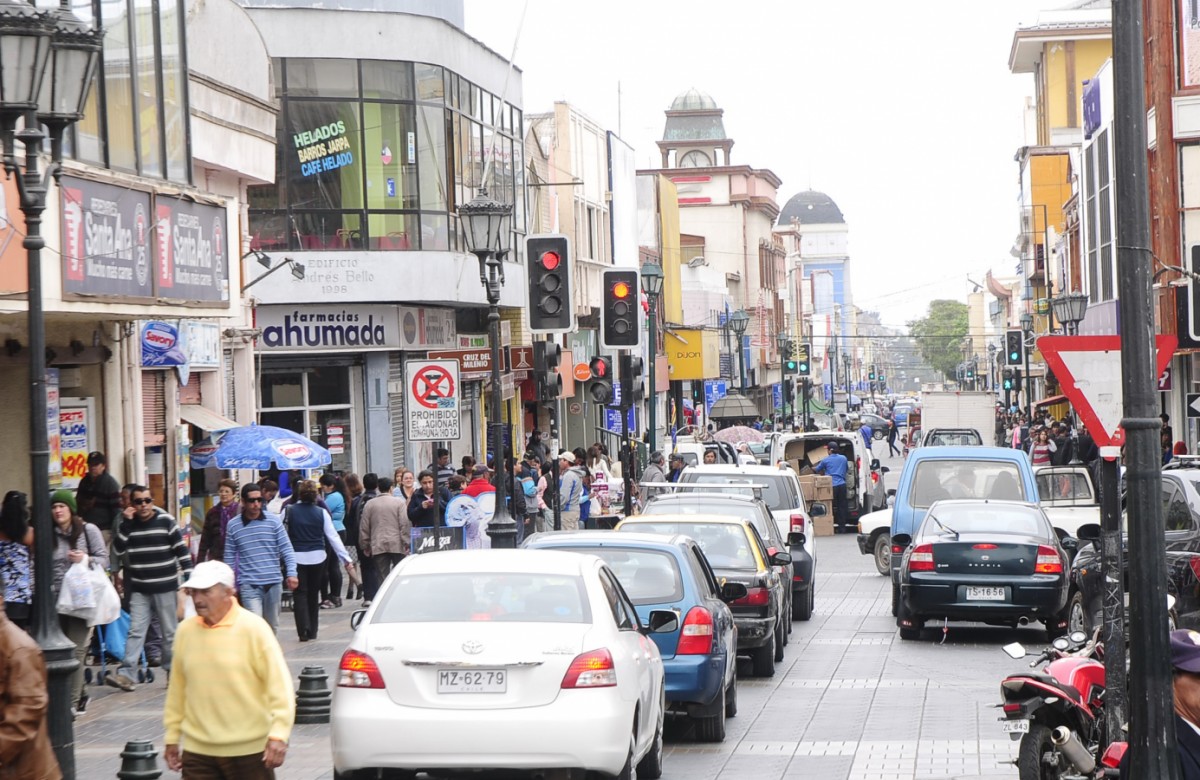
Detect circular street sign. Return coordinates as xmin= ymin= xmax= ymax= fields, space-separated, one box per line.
xmin=412 ymin=365 xmax=455 ymax=410
xmin=573 ymin=363 xmax=591 ymax=382
xmin=568 ymin=401 xmax=583 ymax=416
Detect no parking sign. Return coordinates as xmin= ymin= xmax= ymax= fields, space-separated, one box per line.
xmin=405 ymin=359 xmax=460 ymax=441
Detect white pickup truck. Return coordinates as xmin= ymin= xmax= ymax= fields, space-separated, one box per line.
xmin=1034 ymin=465 xmax=1101 ymax=543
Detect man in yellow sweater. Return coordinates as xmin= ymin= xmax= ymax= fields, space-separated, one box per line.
xmin=163 ymin=561 xmax=295 ymax=778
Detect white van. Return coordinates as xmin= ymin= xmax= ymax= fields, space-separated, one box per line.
xmin=769 ymin=431 xmax=888 ymax=521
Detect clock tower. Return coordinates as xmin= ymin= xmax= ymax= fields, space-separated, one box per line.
xmin=657 ymin=89 xmax=733 ymax=169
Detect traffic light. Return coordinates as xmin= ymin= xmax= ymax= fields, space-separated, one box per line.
xmin=783 ymin=341 xmax=798 ymax=373
xmin=868 ymin=364 xmax=876 ymax=381
xmin=619 ymin=353 xmax=644 ymax=407
xmin=796 ymin=342 xmax=811 ymax=376
xmin=1005 ymin=329 xmax=1025 ymax=367
xmin=601 ymin=269 xmax=640 ymax=348
xmin=587 ymin=356 xmax=613 ymax=405
xmin=527 ymin=234 xmax=574 ymax=334
xmin=1002 ymin=367 xmax=1014 ymax=391
xmin=532 ymin=340 xmax=563 ymax=402
xmin=965 ymin=363 xmax=975 ymax=380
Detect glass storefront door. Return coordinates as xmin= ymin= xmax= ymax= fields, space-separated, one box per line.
xmin=260 ymin=365 xmax=359 ymax=474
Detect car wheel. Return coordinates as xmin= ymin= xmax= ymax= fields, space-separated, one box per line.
xmin=615 ymin=731 xmax=636 ymax=780
xmin=695 ymin=683 xmax=726 ymax=742
xmin=724 ymin=677 xmax=737 ymax=718
xmin=752 ymin=633 xmax=776 ymax=677
xmin=874 ymin=430 xmax=885 ymax=441
xmin=773 ymin=621 xmax=785 ymax=661
xmin=1067 ymin=590 xmax=1091 ymax=635
xmin=873 ymin=535 xmax=891 ymax=577
xmin=793 ymin=586 xmax=814 ymax=621
xmin=636 ymin=690 xmax=664 ymax=779
xmin=891 ymin=583 xmax=899 ymax=617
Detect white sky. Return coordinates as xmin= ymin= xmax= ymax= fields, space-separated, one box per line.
xmin=465 ymin=0 xmax=1057 ymax=329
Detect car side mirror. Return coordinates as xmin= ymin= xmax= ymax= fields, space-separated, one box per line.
xmin=646 ymin=609 xmax=679 ymax=634
xmin=720 ymin=582 xmax=748 ymax=602
xmin=886 ymin=488 xmax=897 ymax=498
xmin=809 ymin=502 xmax=827 ymax=517
xmin=787 ymin=532 xmax=807 ymax=547
xmin=350 ymin=609 xmax=367 ymax=631
xmin=1076 ymin=523 xmax=1101 ymax=543
xmin=871 ymin=458 xmax=881 ymax=470
xmin=769 ymin=551 xmax=792 ymax=566
xmin=1061 ymin=537 xmax=1079 ymax=552
xmin=880 ymin=466 xmax=890 ymax=474
xmin=1002 ymin=642 xmax=1027 ymax=659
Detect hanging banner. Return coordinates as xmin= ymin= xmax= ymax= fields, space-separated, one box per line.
xmin=46 ymin=369 xmax=61 ymax=489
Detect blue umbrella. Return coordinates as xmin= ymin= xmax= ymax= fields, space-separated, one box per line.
xmin=190 ymin=424 xmax=331 ymax=470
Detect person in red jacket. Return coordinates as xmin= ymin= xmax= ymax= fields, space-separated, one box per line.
xmin=461 ymin=464 xmax=495 ymax=498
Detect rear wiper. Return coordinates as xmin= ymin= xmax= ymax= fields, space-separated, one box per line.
xmin=929 ymin=515 xmax=960 ymax=540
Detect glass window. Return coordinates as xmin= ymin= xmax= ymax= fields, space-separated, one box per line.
xmin=308 ymin=367 xmax=351 ymax=406
xmin=262 ymin=373 xmax=303 ymax=408
xmin=918 ymin=505 xmax=1048 ymax=539
xmin=286 ymin=59 xmax=359 ymax=98
xmin=158 ymin=0 xmax=188 ymax=181
xmin=315 ymin=410 xmax=352 ymax=473
xmin=285 ymin=101 xmax=363 ymax=212
xmin=248 ymin=211 xmax=289 ymax=252
xmin=417 ymin=105 xmax=448 ymax=211
xmin=373 ymin=573 xmax=590 ymax=624
xmin=1036 ymin=471 xmax=1095 ymax=503
xmin=421 ymin=213 xmax=449 ymax=250
xmin=362 ymin=60 xmax=413 ymax=101
xmin=908 ymin=460 xmax=1029 ymax=508
xmin=366 ymin=213 xmax=418 ymax=250
xmin=560 ymin=547 xmax=682 ymax=606
xmin=292 ymin=212 xmax=362 ymax=250
xmin=74 ymin=82 xmax=103 ymax=165
xmin=133 ymin=0 xmax=162 ymax=177
xmin=620 ymin=522 xmax=757 ymax=571
xmin=102 ymin=0 xmax=136 ymax=171
xmin=415 ymin=63 xmax=444 ymax=102
xmin=363 ymin=102 xmax=417 ymax=210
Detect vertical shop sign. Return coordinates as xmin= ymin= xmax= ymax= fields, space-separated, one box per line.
xmin=46 ymin=369 xmax=61 ymax=488
xmin=59 ymin=403 xmax=92 ymax=490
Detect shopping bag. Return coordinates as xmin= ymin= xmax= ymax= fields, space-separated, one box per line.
xmin=87 ymin=568 xmax=121 ymax=627
xmin=98 ymin=610 xmax=130 ymax=661
xmin=56 ymin=559 xmax=96 ymax=618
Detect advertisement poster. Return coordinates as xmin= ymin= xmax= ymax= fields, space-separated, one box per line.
xmin=61 ymin=176 xmax=153 ymax=298
xmin=176 ymin=424 xmax=191 ymax=529
xmin=155 ymin=195 xmax=228 ymax=302
xmin=59 ymin=403 xmax=92 ymax=490
xmin=46 ymin=370 xmax=61 ymax=488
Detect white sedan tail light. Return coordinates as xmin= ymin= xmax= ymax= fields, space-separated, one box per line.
xmin=560 ymin=648 xmax=616 ymax=688
xmin=339 ymin=649 xmax=385 ymax=688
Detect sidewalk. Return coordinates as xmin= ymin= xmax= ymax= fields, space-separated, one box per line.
xmin=73 ymin=599 xmax=359 ymax=780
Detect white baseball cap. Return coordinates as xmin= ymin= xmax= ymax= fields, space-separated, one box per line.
xmin=180 ymin=560 xmax=235 ymax=591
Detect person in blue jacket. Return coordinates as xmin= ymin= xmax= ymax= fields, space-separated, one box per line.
xmin=813 ymin=441 xmax=851 ymax=533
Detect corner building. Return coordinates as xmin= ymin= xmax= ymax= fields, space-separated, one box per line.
xmin=241 ymin=0 xmax=528 ymax=474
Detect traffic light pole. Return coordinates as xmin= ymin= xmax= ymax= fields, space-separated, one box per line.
xmin=1022 ymin=333 xmax=1032 ymax=420
xmin=549 ymin=402 xmax=561 ymax=531
xmin=621 ymin=398 xmax=633 ymax=517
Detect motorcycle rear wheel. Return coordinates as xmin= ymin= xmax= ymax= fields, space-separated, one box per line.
xmin=1017 ymin=724 xmax=1068 ymax=780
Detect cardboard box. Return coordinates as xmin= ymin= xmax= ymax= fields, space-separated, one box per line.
xmin=813 ymin=475 xmax=834 ymax=501
xmin=806 ymin=446 xmax=830 ymax=466
xmin=813 ymin=514 xmax=835 ymax=537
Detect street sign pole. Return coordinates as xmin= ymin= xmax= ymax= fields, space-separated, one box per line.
xmin=1098 ymin=446 xmax=1127 ymax=746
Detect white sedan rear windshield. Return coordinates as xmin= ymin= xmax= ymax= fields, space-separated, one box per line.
xmin=373 ymin=573 xmax=590 ymax=623
xmin=641 ymin=498 xmax=768 ymax=537
xmin=679 ymin=473 xmax=792 ymax=511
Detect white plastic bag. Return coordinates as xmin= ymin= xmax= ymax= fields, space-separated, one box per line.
xmin=87 ymin=567 xmax=120 ymax=627
xmin=56 ymin=559 xmax=96 ymax=618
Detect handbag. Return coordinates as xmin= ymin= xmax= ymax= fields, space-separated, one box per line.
xmin=56 ymin=559 xmax=96 ymax=618
xmin=88 ymin=567 xmax=120 ymax=627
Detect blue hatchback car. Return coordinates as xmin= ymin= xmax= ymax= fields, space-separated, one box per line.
xmin=523 ymin=531 xmax=743 ymax=742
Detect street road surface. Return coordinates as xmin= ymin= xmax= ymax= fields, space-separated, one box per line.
xmin=75 ymin=445 xmax=1033 ymax=780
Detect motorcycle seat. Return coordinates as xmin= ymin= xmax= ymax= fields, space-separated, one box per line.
xmin=1026 ymin=672 xmax=1083 ymax=703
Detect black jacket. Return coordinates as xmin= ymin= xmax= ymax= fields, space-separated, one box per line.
xmin=1120 ymin=715 xmax=1200 ymax=780
xmin=407 ymin=488 xmax=451 ymax=528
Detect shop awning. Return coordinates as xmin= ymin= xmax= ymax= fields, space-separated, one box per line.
xmin=1034 ymin=394 xmax=1069 ymax=408
xmin=180 ymin=404 xmax=239 ymax=433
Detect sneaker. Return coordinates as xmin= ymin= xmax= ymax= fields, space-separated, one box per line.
xmin=106 ymin=673 xmax=135 ymax=692
xmin=319 ymin=600 xmax=335 ymax=609
xmin=146 ymin=656 xmax=163 ymax=668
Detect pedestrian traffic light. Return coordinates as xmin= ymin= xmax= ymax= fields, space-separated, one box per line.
xmin=1005 ymin=329 xmax=1025 ymax=367
xmin=1002 ymin=367 xmax=1014 ymax=391
xmin=533 ymin=340 xmax=563 ymax=402
xmin=619 ymin=353 xmax=644 ymax=407
xmin=796 ymin=343 xmax=811 ymax=376
xmin=527 ymin=234 xmax=574 ymax=334
xmin=587 ymin=356 xmax=613 ymax=405
xmin=601 ymin=269 xmax=640 ymax=348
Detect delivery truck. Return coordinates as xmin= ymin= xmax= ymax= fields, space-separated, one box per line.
xmin=917 ymin=391 xmax=997 ymax=446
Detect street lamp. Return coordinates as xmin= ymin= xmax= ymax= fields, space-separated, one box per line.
xmin=1052 ymin=291 xmax=1090 ymax=335
xmin=458 ymin=187 xmax=515 ymax=548
xmin=0 ymin=1 xmax=101 ymax=777
xmin=1019 ymin=312 xmax=1035 ymax=419
xmin=775 ymin=330 xmax=790 ymax=428
xmin=842 ymin=352 xmax=851 ymax=412
xmin=729 ymin=309 xmax=749 ymax=392
xmin=640 ymin=261 xmax=663 ymax=451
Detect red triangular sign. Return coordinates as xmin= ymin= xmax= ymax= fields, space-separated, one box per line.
xmin=1036 ymin=335 xmax=1177 ymax=447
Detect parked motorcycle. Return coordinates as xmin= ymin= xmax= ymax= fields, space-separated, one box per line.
xmin=999 ymin=628 xmax=1106 ymax=779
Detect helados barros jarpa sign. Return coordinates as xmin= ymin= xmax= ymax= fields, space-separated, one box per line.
xmin=256 ymin=305 xmax=400 ymax=352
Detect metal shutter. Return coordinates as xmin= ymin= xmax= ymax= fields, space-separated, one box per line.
xmin=389 ymin=352 xmax=406 ymax=467
xmin=142 ymin=371 xmax=166 ymax=445
xmin=223 ymin=349 xmax=236 ymax=419
xmin=179 ymin=373 xmax=201 ymax=405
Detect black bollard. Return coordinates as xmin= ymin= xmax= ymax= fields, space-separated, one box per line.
xmin=116 ymin=740 xmax=162 ymax=780
xmin=295 ymin=665 xmax=332 ymax=724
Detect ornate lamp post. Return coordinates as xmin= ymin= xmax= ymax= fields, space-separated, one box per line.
xmin=458 ymin=187 xmax=515 ymax=548
xmin=728 ymin=309 xmax=749 ymax=392
xmin=1052 ymin=291 xmax=1090 ymax=336
xmin=0 ymin=2 xmax=102 ymax=777
xmin=640 ymin=261 xmax=663 ymax=451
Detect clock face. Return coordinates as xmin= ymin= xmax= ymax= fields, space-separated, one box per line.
xmin=679 ymin=150 xmax=711 ymax=168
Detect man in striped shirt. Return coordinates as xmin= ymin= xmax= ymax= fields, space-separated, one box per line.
xmin=224 ymin=483 xmax=297 ymax=632
xmin=110 ymin=484 xmax=193 ymax=691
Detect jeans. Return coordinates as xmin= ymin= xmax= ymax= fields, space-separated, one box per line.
xmin=59 ymin=614 xmax=90 ymax=708
xmin=358 ymin=547 xmax=381 ymax=602
xmin=832 ymin=484 xmax=850 ymax=530
xmin=372 ymin=553 xmax=404 ymax=586
xmin=293 ymin=562 xmax=324 ymax=641
xmin=122 ymin=590 xmax=178 ymax=675
xmin=238 ymin=581 xmax=283 ymax=633
xmin=321 ymin=533 xmax=344 ymax=603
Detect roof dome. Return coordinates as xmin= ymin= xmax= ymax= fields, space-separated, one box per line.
xmin=670 ymin=88 xmax=718 ymax=111
xmin=777 ymin=190 xmax=845 ymax=226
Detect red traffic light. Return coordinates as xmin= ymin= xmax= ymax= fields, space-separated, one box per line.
xmin=589 ymin=357 xmax=608 ymax=377
xmin=540 ymin=251 xmax=561 ymax=271
xmin=611 ymin=281 xmax=631 ymax=299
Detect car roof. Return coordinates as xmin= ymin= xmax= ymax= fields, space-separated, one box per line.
xmin=398 ymin=548 xmax=592 ymax=576
xmin=682 ymin=464 xmax=796 ymax=476
xmin=647 ymin=492 xmax=761 ymax=505
xmin=908 ymin=445 xmax=1025 ymax=461
xmin=620 ymin=513 xmax=754 ymax=527
xmin=524 ymin=530 xmax=693 ymax=550
xmin=927 ymin=498 xmax=1041 ymax=513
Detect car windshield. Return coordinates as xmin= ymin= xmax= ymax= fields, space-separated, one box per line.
xmin=556 ymin=547 xmax=682 ymax=605
xmin=678 ymin=473 xmax=789 ymax=511
xmin=926 ymin=431 xmax=982 ymax=446
xmin=920 ymin=505 xmax=1048 ymax=539
xmin=909 ymin=460 xmax=1029 ymax=508
xmin=621 ymin=522 xmax=757 ymax=570
xmin=1037 ymin=472 xmax=1095 ymax=502
xmin=372 ymin=573 xmax=590 ymax=623
xmin=641 ymin=498 xmax=769 ymax=538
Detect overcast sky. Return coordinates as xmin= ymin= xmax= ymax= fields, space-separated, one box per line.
xmin=466 ymin=0 xmax=1058 ymax=329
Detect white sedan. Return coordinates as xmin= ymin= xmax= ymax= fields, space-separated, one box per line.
xmin=331 ymin=549 xmax=669 ymax=780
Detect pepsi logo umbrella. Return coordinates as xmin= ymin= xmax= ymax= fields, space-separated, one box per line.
xmin=190 ymin=424 xmax=331 ymax=470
